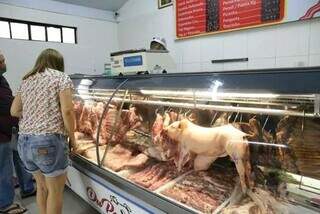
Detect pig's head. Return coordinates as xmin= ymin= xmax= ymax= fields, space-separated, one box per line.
xmin=163 ymin=119 xmax=189 ymax=141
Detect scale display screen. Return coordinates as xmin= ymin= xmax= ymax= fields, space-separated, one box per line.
xmin=124 ymin=55 xmax=143 ymax=67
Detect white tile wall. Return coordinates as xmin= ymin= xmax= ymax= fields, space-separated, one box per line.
xmin=200 ymin=36 xmax=224 ymax=63
xmin=182 ymin=63 xmax=201 ymax=73
xmin=275 ymin=22 xmax=310 ymax=57
xmin=248 ymin=57 xmax=276 ymax=69
xmin=223 ymin=31 xmax=248 ymax=59
xmin=118 ymin=0 xmax=320 ymax=73
xmin=201 ymin=62 xmax=224 ymax=72
xmin=309 ymin=54 xmax=320 ymax=66
xmin=309 ymin=19 xmax=320 ymax=55
xmin=180 ymin=39 xmax=201 ymax=63
xmin=247 ymin=27 xmax=276 ymax=58
xmin=223 ymin=62 xmax=248 ymax=71
xmin=0 ymin=3 xmax=118 ymax=92
xmin=276 ymin=56 xmax=309 ymax=68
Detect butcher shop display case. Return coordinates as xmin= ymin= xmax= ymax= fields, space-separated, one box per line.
xmin=68 ymin=67 xmax=320 ymax=214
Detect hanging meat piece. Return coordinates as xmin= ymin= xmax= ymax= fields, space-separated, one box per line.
xmin=98 ymin=108 xmax=118 ymax=145
xmin=234 ymin=117 xmax=278 ymax=169
xmin=112 ymin=106 xmax=144 ymax=144
xmin=128 ymin=106 xmax=143 ymax=129
xmin=169 ymin=110 xmax=178 ymax=122
xmin=78 ymin=102 xmax=95 ymax=136
xmin=187 ymin=110 xmax=213 ymax=126
xmin=148 ymin=111 xmax=179 ymax=161
xmin=73 ymin=100 xmax=83 ymax=131
xmin=212 ymin=112 xmax=229 ymax=127
xmin=152 ymin=112 xmax=163 ymax=145
xmin=276 ymin=116 xmax=320 ymax=179
xmin=90 ymin=102 xmax=105 ymax=142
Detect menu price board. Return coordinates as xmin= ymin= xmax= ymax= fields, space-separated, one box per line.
xmin=176 ymin=0 xmax=320 ymax=39
xmin=176 ymin=0 xmax=207 ymax=37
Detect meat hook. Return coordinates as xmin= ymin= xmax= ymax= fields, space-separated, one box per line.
xmin=262 ymin=115 xmax=269 ymax=131
xmin=165 ymin=107 xmax=173 ymax=113
xmin=155 ymin=108 xmax=160 ymax=115
xmin=233 ymin=106 xmax=240 ymax=123
xmin=301 ymin=109 xmax=305 ymax=137
xmin=210 ymin=111 xmax=219 ymax=126
xmin=184 ymin=109 xmax=191 ymax=117
xmin=228 ymin=113 xmax=232 ymax=123
xmin=176 ymin=108 xmax=183 ymax=120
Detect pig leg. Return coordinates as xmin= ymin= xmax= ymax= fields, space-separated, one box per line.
xmin=194 ymin=155 xmax=218 ymax=171
xmin=226 ymin=140 xmax=251 ymax=193
xmin=176 ymin=144 xmax=191 ymax=171
xmin=234 ymin=159 xmax=248 ymax=193
xmin=245 ymin=155 xmax=254 ymax=189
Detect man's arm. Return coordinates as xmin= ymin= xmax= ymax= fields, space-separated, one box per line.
xmin=10 ymin=94 xmax=22 ymax=118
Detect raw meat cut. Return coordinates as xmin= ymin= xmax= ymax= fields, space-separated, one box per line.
xmin=104 ymin=144 xmax=149 ymax=172
xmin=76 ymin=141 xmax=96 ymax=155
xmin=128 ymin=161 xmax=189 ymax=191
xmin=164 ymin=119 xmax=252 ymax=193
xmin=162 ymin=167 xmax=237 ymax=213
xmin=83 ymin=146 xmax=106 ymax=163
xmin=74 ymin=131 xmax=91 ymax=141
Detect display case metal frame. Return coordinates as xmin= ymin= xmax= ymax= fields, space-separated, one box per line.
xmin=70 ymin=66 xmax=320 ymax=213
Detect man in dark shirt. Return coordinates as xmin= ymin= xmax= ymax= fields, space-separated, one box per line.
xmin=0 ymin=51 xmax=34 ymax=213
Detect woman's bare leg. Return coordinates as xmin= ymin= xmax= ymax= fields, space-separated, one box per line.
xmin=45 ymin=173 xmax=67 ymax=214
xmin=33 ymin=172 xmax=48 ymax=214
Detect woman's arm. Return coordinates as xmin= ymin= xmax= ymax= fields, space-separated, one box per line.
xmin=59 ymin=88 xmax=76 ymax=148
xmin=10 ymin=94 xmax=22 ymax=118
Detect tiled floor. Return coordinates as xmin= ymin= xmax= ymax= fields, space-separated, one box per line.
xmin=17 ymin=187 xmax=99 ymax=214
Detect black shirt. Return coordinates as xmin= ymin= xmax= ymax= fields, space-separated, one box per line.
xmin=0 ymin=75 xmax=18 ymax=142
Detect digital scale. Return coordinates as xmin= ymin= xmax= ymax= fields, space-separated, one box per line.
xmin=110 ymin=49 xmax=176 ymax=75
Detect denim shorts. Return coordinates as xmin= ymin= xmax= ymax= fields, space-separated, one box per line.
xmin=18 ymin=134 xmax=69 ymax=177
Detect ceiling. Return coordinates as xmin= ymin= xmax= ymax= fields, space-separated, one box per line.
xmin=52 ymin=0 xmax=128 ymax=11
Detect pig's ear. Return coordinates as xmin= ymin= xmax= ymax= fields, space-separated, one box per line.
xmin=178 ymin=119 xmax=188 ymax=130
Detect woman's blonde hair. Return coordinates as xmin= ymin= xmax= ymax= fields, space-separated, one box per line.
xmin=23 ymin=48 xmax=64 ymax=80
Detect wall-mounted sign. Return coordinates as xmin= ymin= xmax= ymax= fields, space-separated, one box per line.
xmin=175 ymin=0 xmax=320 ymax=39
xmin=159 ymin=0 xmax=173 ymax=9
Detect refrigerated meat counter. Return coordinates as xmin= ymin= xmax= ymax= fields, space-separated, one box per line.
xmin=67 ymin=67 xmax=320 ymax=214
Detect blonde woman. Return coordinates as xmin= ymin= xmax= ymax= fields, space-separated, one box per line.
xmin=11 ymin=49 xmax=76 ymax=214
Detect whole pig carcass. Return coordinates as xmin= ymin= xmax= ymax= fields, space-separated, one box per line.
xmin=164 ymin=119 xmax=252 ymax=193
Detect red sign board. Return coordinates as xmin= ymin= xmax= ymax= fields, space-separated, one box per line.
xmin=176 ymin=0 xmax=207 ymax=38
xmin=220 ymin=0 xmax=263 ymax=30
xmin=175 ymin=0 xmax=320 ymax=39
